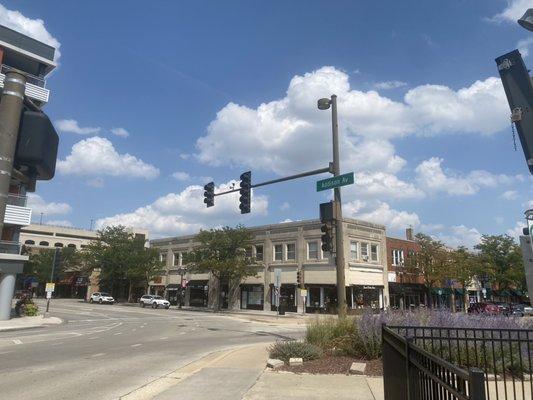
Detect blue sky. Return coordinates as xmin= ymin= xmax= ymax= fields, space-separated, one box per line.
xmin=3 ymin=0 xmax=533 ymax=246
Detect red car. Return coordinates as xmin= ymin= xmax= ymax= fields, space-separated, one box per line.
xmin=468 ymin=303 xmax=500 ymax=315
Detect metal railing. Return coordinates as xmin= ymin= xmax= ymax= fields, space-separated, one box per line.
xmin=7 ymin=193 xmax=27 ymax=207
xmin=383 ymin=325 xmax=486 ymax=400
xmin=0 ymin=64 xmax=46 ymax=87
xmin=0 ymin=240 xmax=21 ymax=254
xmin=389 ymin=325 xmax=533 ymax=400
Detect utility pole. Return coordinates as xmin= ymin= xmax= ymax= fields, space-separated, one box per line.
xmin=329 ymin=95 xmax=347 ymax=318
xmin=0 ymin=70 xmax=26 ymax=235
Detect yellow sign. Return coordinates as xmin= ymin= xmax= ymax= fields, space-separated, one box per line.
xmin=45 ymin=282 xmax=55 ymax=292
xmin=300 ymin=289 xmax=308 ymax=297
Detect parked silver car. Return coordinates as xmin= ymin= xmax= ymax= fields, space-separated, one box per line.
xmin=139 ymin=295 xmax=170 ymax=309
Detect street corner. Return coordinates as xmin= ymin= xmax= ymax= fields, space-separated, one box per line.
xmin=0 ymin=314 xmax=62 ymax=332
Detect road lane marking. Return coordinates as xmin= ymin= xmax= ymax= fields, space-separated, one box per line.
xmin=12 ymin=339 xmax=22 ymax=345
xmin=140 ymin=326 xmax=145 ymax=328
xmin=113 ymin=332 xmax=122 ymax=335
xmin=179 ymin=332 xmax=186 ymax=335
xmin=88 ymin=337 xmax=99 ymax=340
xmin=131 ymin=343 xmax=142 ymax=347
xmin=159 ymin=337 xmax=168 ymax=340
xmin=91 ymin=353 xmax=105 ymax=357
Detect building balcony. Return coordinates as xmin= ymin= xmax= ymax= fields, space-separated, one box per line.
xmin=4 ymin=195 xmax=32 ymax=226
xmin=0 ymin=65 xmax=49 ymax=104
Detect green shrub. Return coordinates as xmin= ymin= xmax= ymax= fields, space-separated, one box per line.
xmin=268 ymin=340 xmax=323 ymax=362
xmin=306 ymin=317 xmax=358 ymax=356
xmin=24 ymin=302 xmax=39 ymax=316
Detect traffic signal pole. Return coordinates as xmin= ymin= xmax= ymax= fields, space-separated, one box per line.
xmin=330 ymin=95 xmax=347 ymax=318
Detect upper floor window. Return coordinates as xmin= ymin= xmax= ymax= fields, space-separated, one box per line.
xmin=308 ymin=241 xmax=319 ymax=260
xmin=54 ymin=242 xmax=64 ymax=248
xmin=361 ymin=242 xmax=369 ymax=261
xmin=255 ymin=245 xmax=264 ymax=261
xmin=245 ymin=247 xmax=253 ymax=259
xmin=392 ymin=249 xmax=404 ymax=266
xmin=350 ymin=241 xmax=358 ymax=261
xmin=370 ymin=244 xmax=378 ymax=262
xmin=286 ymin=243 xmax=296 ymax=260
xmin=160 ymin=253 xmax=167 ymax=263
xmin=25 ymin=240 xmax=35 ymax=245
xmin=274 ymin=244 xmax=283 ymax=261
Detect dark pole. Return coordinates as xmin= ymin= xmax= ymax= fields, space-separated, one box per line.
xmin=330 ymin=95 xmax=347 ymax=318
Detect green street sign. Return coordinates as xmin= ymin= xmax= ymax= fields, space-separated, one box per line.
xmin=316 ymin=172 xmax=354 ymax=192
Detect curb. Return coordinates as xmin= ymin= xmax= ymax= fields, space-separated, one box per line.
xmin=0 ymin=316 xmax=63 ymax=332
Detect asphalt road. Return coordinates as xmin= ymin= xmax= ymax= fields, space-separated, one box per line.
xmin=0 ymin=299 xmax=302 ymax=400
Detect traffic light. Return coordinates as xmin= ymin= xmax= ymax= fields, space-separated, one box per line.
xmin=239 ymin=171 xmax=251 ymax=214
xmin=321 ymin=223 xmax=333 ymax=252
xmin=204 ymin=182 xmax=214 ymax=207
xmin=296 ymin=270 xmax=304 ymax=288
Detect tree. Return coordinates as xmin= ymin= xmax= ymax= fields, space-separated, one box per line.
xmin=84 ymin=226 xmax=164 ymax=301
xmin=449 ymin=247 xmax=479 ymax=312
xmin=186 ymin=225 xmax=258 ymax=310
xmin=474 ymin=234 xmax=525 ymax=295
xmin=24 ymin=247 xmax=81 ymax=295
xmin=410 ymin=233 xmax=448 ymax=308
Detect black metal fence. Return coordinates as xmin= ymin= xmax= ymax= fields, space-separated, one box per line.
xmin=387 ymin=325 xmax=533 ymax=400
xmin=383 ymin=325 xmax=486 ymax=400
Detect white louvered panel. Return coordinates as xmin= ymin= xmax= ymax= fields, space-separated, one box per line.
xmin=0 ymin=73 xmax=50 ymax=103
xmin=4 ymin=205 xmax=32 ymax=226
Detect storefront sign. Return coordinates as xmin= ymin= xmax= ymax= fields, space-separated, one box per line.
xmin=45 ymin=282 xmax=55 ymax=292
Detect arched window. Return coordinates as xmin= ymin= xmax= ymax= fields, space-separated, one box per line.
xmin=39 ymin=241 xmax=49 ymax=246
xmin=67 ymin=244 xmax=76 ymax=249
xmin=54 ymin=242 xmax=64 ymax=248
xmin=24 ymin=240 xmax=35 ymax=245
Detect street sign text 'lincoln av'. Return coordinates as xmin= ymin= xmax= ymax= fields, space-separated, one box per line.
xmin=316 ymin=172 xmax=354 ymax=192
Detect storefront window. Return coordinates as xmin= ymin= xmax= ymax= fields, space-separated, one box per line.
xmin=274 ymin=244 xmax=283 ymax=261
xmin=350 ymin=241 xmax=358 ymax=261
xmin=286 ymin=243 xmax=296 ymax=260
xmin=308 ymin=242 xmax=319 ymax=259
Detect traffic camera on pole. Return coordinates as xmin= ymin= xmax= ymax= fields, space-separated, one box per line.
xmin=204 ymin=182 xmax=214 ymax=207
xmin=239 ymin=171 xmax=251 ymax=214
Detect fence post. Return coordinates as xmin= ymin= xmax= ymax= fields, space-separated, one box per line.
xmin=405 ymin=337 xmax=413 ymax=400
xmin=469 ymin=368 xmax=486 ymax=400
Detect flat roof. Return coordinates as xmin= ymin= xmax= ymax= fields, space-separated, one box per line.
xmin=0 ymin=25 xmax=55 ymax=62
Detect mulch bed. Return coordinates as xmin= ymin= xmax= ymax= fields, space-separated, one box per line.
xmin=279 ymin=355 xmax=383 ymax=376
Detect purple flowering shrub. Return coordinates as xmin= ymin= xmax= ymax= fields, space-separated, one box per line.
xmin=358 ymin=309 xmax=533 ymax=376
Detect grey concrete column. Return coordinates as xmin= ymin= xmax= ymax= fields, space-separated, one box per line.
xmin=0 ymin=70 xmax=26 ymax=235
xmin=0 ymin=273 xmax=16 ymax=320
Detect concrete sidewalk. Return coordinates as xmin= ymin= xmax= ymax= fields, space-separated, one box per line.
xmin=0 ymin=315 xmax=62 ymax=332
xmin=122 ymin=343 xmax=384 ymax=400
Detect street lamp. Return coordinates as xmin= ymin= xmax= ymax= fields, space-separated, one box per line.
xmin=317 ymin=95 xmax=347 ymax=317
xmin=519 ymin=9 xmax=533 ymax=31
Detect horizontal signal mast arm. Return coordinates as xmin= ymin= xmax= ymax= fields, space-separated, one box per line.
xmin=214 ymin=166 xmax=331 ymax=197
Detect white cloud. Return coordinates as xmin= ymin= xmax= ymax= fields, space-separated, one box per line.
xmin=196 ymin=67 xmax=507 ymax=178
xmin=492 ymin=0 xmax=533 ymax=23
xmin=179 ymin=153 xmax=191 ymax=160
xmin=501 ymin=190 xmax=518 ymax=200
xmin=172 ymin=171 xmax=190 ymax=181
xmin=96 ymin=181 xmax=268 ymax=237
xmin=27 ymin=194 xmax=71 ymax=216
xmin=434 ymin=225 xmax=482 ymax=249
xmin=523 ymin=200 xmax=533 ymax=209
xmin=280 ymin=202 xmax=290 ymax=211
xmin=344 ymin=200 xmax=420 ymax=231
xmin=415 ymin=157 xmax=521 ymax=196
xmin=374 ymin=80 xmax=407 ymax=90
xmin=0 ymin=4 xmax=61 ymax=62
xmin=347 ymin=172 xmax=425 ymax=200
xmin=111 ymin=127 xmax=130 ymax=138
xmin=517 ymin=37 xmax=533 ymax=57
xmin=45 ymin=220 xmax=73 ymax=227
xmin=507 ymin=221 xmax=526 ymax=238
xmin=57 ymin=137 xmax=160 ymax=179
xmin=55 ymin=119 xmax=100 ymax=135
xmin=86 ymin=177 xmax=104 ymax=188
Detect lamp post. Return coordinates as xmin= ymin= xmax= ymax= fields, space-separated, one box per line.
xmin=318 ymin=95 xmax=347 ymax=318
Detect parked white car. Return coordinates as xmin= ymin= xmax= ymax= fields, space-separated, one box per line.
xmin=139 ymin=295 xmax=170 ymax=309
xmin=89 ymin=292 xmax=115 ymax=304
